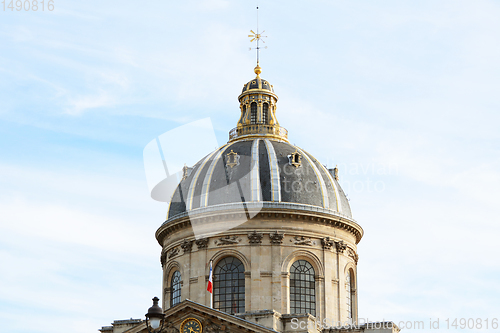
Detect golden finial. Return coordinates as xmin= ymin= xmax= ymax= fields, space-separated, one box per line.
xmin=254 ymin=61 xmax=262 ymax=76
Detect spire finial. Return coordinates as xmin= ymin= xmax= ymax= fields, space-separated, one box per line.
xmin=248 ymin=5 xmax=267 ymax=75
xmin=254 ymin=61 xmax=262 ymax=76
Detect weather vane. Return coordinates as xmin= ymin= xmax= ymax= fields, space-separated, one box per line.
xmin=248 ymin=6 xmax=267 ymax=65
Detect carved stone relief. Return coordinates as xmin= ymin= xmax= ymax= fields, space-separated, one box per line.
xmin=202 ymin=319 xmax=221 ymax=333
xmin=292 ymin=236 xmax=313 ymax=246
xmin=168 ymin=247 xmax=180 ymax=259
xmin=215 ymin=235 xmax=241 ymax=246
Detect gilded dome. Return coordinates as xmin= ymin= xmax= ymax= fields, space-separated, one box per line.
xmin=241 ymin=76 xmax=274 ymax=94
xmin=240 ymin=64 xmax=276 ymax=95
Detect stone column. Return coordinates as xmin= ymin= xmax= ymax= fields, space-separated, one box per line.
xmin=270 ymin=231 xmax=284 ymax=313
xmin=249 ymin=231 xmax=263 ymax=311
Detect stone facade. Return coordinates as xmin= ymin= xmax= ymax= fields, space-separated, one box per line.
xmin=99 ymin=64 xmax=400 ymax=333
xmin=158 ymin=208 xmax=362 ymax=327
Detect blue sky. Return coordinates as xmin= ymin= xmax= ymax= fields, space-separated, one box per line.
xmin=1 ymin=0 xmax=499 ymax=332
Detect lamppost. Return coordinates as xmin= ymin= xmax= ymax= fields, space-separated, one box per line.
xmin=145 ymin=297 xmax=165 ymax=333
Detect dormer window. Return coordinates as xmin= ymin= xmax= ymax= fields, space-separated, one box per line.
xmin=288 ymin=150 xmax=302 ymax=167
xmin=226 ymin=150 xmax=240 ymax=168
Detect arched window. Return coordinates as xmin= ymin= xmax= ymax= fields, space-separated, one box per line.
xmin=346 ymin=270 xmax=354 ymax=320
xmin=214 ymin=257 xmax=245 ymax=314
xmin=170 ymin=270 xmax=181 ymax=307
xmin=241 ymin=105 xmax=246 ymax=122
xmin=290 ymin=260 xmax=316 ymax=316
xmin=250 ymin=102 xmax=257 ymax=124
xmin=262 ymin=103 xmax=269 ymax=124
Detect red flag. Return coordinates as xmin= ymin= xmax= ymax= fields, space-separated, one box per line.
xmin=207 ymin=260 xmax=213 ymax=293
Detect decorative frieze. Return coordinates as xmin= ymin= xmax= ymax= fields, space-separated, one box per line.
xmin=157 ymin=209 xmax=363 ymax=245
xmin=195 ymin=238 xmax=209 ymax=249
xmin=321 ymin=237 xmax=335 ymax=250
xmin=269 ymin=231 xmax=284 ymax=245
xmin=215 ymin=235 xmax=241 ymax=246
xmin=247 ymin=230 xmax=263 ymax=245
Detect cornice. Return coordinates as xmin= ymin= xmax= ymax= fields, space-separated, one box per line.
xmin=156 ymin=205 xmax=363 ymax=246
xmin=238 ymin=89 xmax=278 ymax=101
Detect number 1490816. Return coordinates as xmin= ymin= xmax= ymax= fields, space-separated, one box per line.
xmin=2 ymin=0 xmax=54 ymax=11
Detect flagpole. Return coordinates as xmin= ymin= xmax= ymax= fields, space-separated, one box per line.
xmin=208 ymin=260 xmax=213 ymax=309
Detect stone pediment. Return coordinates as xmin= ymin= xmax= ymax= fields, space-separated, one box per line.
xmin=122 ymin=300 xmax=277 ymax=333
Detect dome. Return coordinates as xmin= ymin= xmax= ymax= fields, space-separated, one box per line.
xmin=241 ymin=76 xmax=274 ymax=94
xmin=167 ymin=138 xmax=352 ymax=220
xmin=240 ymin=64 xmax=275 ymax=95
xmin=166 ymin=64 xmax=353 ymax=223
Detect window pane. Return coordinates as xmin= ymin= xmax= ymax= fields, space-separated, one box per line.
xmin=170 ymin=270 xmax=182 ymax=307
xmin=214 ymin=257 xmax=245 ymax=314
xmin=289 ymin=260 xmax=316 ymax=316
xmin=346 ymin=271 xmax=353 ymax=319
xmin=251 ymin=102 xmax=257 ymax=124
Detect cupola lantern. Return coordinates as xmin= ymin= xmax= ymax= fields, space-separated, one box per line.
xmin=229 ymin=63 xmax=288 ymax=142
